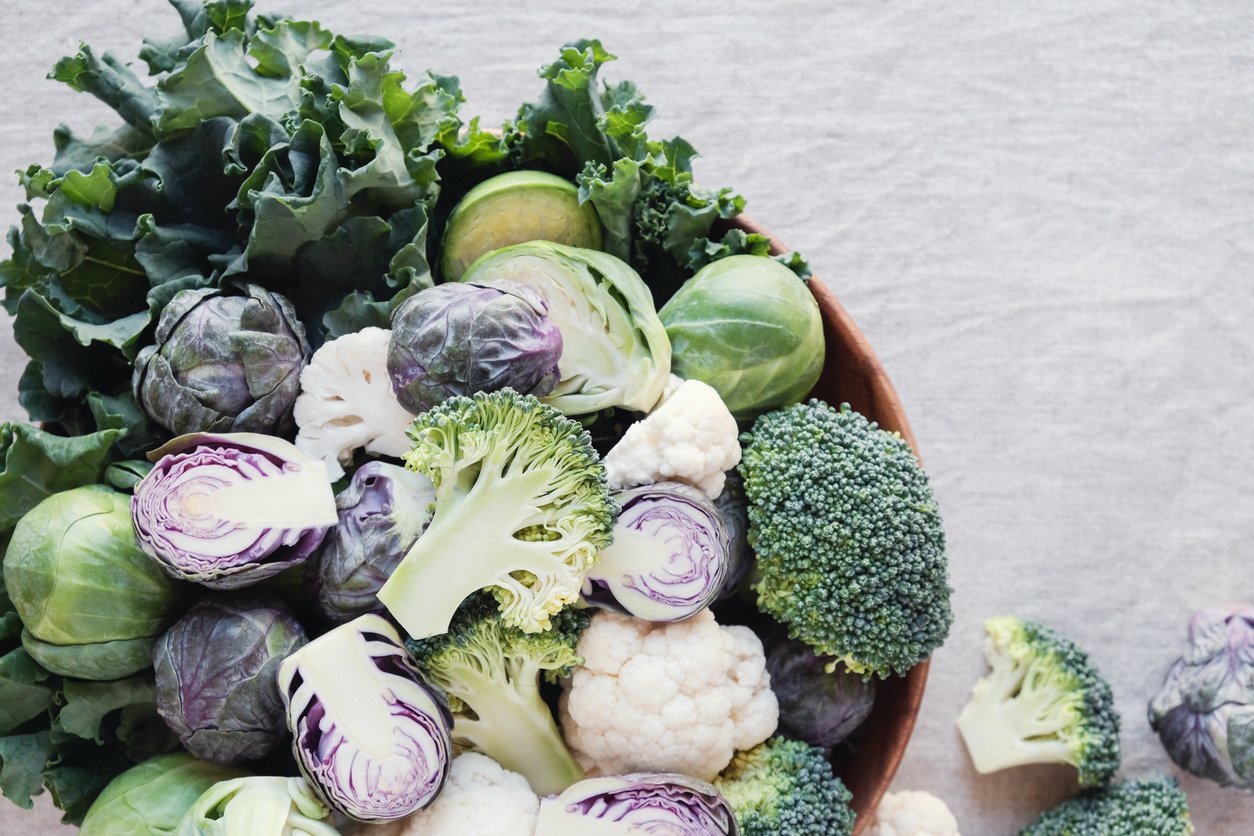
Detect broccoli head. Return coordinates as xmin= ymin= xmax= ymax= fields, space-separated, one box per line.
xmin=377 ymin=388 xmax=617 ymax=639
xmin=407 ymin=593 xmax=588 ymax=796
xmin=714 ymin=737 xmax=855 ymax=836
xmin=957 ymin=616 xmax=1120 ymax=787
xmin=1018 ymin=777 xmax=1194 ymax=835
xmin=738 ymin=400 xmax=951 ymax=677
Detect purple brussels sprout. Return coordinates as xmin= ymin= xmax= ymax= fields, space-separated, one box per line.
xmin=537 ymin=773 xmax=739 ymax=835
xmin=387 ymin=280 xmax=562 ymax=414
xmin=582 ymin=482 xmax=731 ymax=622
xmin=132 ymin=433 xmax=338 ymax=590
xmin=278 ymin=614 xmax=453 ymax=822
xmin=766 ymin=636 xmax=875 ymax=750
xmin=310 ymin=462 xmax=435 ymax=622
xmin=154 ymin=593 xmax=308 ymax=764
xmin=133 ymin=283 xmax=310 ymax=436
xmin=712 ymin=470 xmax=751 ymax=601
xmin=1148 ymin=605 xmax=1254 ymax=790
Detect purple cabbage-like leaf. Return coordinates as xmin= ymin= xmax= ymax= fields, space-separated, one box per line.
xmin=133 ymin=283 xmax=310 ymax=437
xmin=309 ymin=462 xmax=435 ymax=622
xmin=154 ymin=593 xmax=308 ymax=764
xmin=581 ymin=482 xmax=730 ymax=622
xmin=537 ymin=773 xmax=739 ymax=835
xmin=278 ymin=614 xmax=453 ymax=822
xmin=712 ymin=470 xmax=751 ymax=601
xmin=1148 ymin=605 xmax=1254 ymax=789
xmin=766 ymin=636 xmax=875 ymax=750
xmin=387 ymin=280 xmax=562 ymax=414
xmin=132 ymin=432 xmax=338 ymax=590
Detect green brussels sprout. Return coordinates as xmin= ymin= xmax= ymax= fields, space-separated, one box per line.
xmin=440 ymin=171 xmax=603 ymax=281
xmin=659 ymin=255 xmax=824 ymax=420
xmin=460 ymin=241 xmax=672 ymax=415
xmin=80 ymin=752 xmax=248 ymax=836
xmin=4 ymin=485 xmax=183 ymax=680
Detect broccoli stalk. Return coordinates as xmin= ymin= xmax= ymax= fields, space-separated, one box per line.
xmin=739 ymin=400 xmax=952 ymax=678
xmin=376 ymin=389 xmax=617 ymax=639
xmin=1018 ymin=777 xmax=1194 ymax=835
xmin=408 ymin=595 xmax=587 ymax=796
xmin=714 ymin=737 xmax=855 ymax=836
xmin=957 ymin=616 xmax=1121 ymax=787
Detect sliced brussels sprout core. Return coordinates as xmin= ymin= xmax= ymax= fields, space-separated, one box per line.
xmin=440 ymin=170 xmax=603 ymax=281
xmin=278 ymin=615 xmax=453 ymax=822
xmin=535 ymin=773 xmax=739 ymax=835
xmin=460 ymin=241 xmax=671 ymax=416
xmin=582 ymin=482 xmax=731 ymax=622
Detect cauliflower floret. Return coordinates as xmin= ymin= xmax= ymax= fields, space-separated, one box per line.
xmin=560 ymin=609 xmax=778 ymax=781
xmin=357 ymin=753 xmax=539 ymax=836
xmin=871 ymin=790 xmax=961 ymax=836
xmin=602 ymin=377 xmax=741 ymax=498
xmin=294 ymin=327 xmax=416 ymax=481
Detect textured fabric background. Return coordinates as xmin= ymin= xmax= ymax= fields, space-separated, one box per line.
xmin=2 ymin=1 xmax=1253 ymax=832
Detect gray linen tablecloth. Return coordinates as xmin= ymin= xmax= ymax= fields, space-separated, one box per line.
xmin=2 ymin=1 xmax=1252 ymax=832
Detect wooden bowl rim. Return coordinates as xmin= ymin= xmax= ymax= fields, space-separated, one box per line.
xmin=728 ymin=214 xmax=932 ymax=834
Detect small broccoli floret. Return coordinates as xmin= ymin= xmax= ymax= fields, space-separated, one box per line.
xmin=957 ymin=616 xmax=1120 ymax=787
xmin=1018 ymin=777 xmax=1194 ymax=835
xmin=377 ymin=389 xmax=617 ymax=638
xmin=714 ymin=737 xmax=855 ymax=836
xmin=408 ymin=594 xmax=588 ymax=796
xmin=738 ymin=400 xmax=952 ymax=677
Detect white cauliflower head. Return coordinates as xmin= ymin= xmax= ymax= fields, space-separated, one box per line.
xmin=603 ymin=378 xmax=741 ymax=498
xmin=559 ymin=609 xmax=778 ymax=781
xmin=294 ymin=327 xmax=416 ymax=481
xmin=871 ymin=790 xmax=961 ymax=836
xmin=354 ymin=753 xmax=539 ymax=836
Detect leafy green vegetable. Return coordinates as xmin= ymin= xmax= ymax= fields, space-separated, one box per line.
xmin=508 ymin=39 xmax=745 ymax=303
xmin=0 ymin=425 xmax=179 ymax=824
xmin=0 ymin=0 xmax=489 ymax=445
xmin=0 ymin=425 xmax=120 ymax=531
xmin=686 ymin=228 xmax=811 ymax=281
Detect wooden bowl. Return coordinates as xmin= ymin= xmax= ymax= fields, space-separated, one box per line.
xmin=725 ymin=215 xmax=931 ymax=833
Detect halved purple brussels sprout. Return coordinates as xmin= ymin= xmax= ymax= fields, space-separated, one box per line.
xmin=278 ymin=614 xmax=453 ymax=822
xmin=309 ymin=462 xmax=435 ymax=623
xmin=132 ymin=433 xmax=338 ymax=590
xmin=536 ymin=773 xmax=739 ymax=835
xmin=581 ymin=482 xmax=731 ymax=622
xmin=154 ymin=593 xmax=308 ymax=765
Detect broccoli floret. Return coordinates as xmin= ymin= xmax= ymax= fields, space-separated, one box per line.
xmin=957 ymin=616 xmax=1121 ymax=787
xmin=1018 ymin=777 xmax=1194 ymax=835
xmin=738 ymin=400 xmax=951 ymax=677
xmin=377 ymin=389 xmax=617 ymax=638
xmin=408 ymin=593 xmax=587 ymax=796
xmin=714 ymin=737 xmax=855 ymax=836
